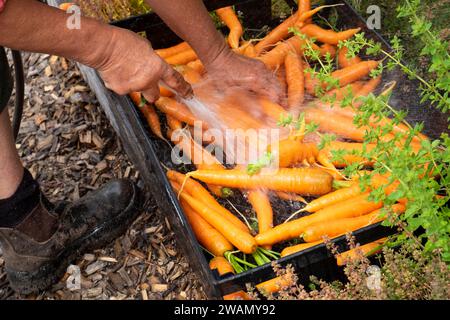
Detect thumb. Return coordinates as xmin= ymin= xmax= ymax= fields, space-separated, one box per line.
xmin=161 ymin=63 xmax=193 ymax=98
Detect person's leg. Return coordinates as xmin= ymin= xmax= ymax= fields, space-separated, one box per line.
xmin=0 ymin=108 xmax=24 ymax=199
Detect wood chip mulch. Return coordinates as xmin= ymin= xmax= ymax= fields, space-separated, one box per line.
xmin=0 ymin=52 xmax=206 ymax=300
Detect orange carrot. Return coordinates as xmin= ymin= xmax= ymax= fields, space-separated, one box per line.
xmin=260 ymin=99 xmax=290 ymax=122
xmin=301 ymin=183 xmax=364 ymax=213
xmin=256 ymin=275 xmax=294 ymax=294
xmin=285 ymin=52 xmax=305 ymax=108
xmin=175 ymin=65 xmax=202 ymax=84
xmin=247 ymin=190 xmax=273 ymax=234
xmin=188 ymin=168 xmax=333 ymax=196
xmin=267 ymin=139 xmax=318 ymax=167
xmin=280 ymin=240 xmax=323 ymax=257
xmin=216 ymin=6 xmax=243 ymax=49
xmin=166 ymin=115 xmax=183 ymax=131
xmin=129 ymin=92 xmax=164 ymax=140
xmin=168 ymin=171 xmax=249 ymax=232
xmin=187 ymin=168 xmax=333 ymax=195
xmin=186 ymin=59 xmax=205 ymax=74
xmin=302 ymin=203 xmax=405 ymax=242
xmin=274 ymin=191 xmax=307 ymax=204
xmin=188 ymin=126 xmax=215 ymax=145
xmin=254 ymin=11 xmax=300 ymax=54
xmin=159 ymin=86 xmax=174 ymax=97
xmin=354 ymin=75 xmax=382 ymax=98
xmin=255 ymin=192 xmax=382 ymax=246
xmin=258 ymin=36 xmax=305 ymax=69
xmin=171 ymin=133 xmax=230 ymax=198
xmin=300 ymin=24 xmax=361 ymax=45
xmin=223 ymin=291 xmax=253 ymax=300
xmin=165 ymin=49 xmax=198 ymax=65
xmin=336 ymin=237 xmax=387 ymax=266
xmin=319 ymin=43 xmax=337 ymax=59
xmin=306 ymin=60 xmax=379 ymax=94
xmin=323 ymin=81 xmax=364 ymax=100
xmin=209 ymin=257 xmax=235 ymax=275
xmin=155 ymin=97 xmax=205 ymax=128
xmin=180 ymin=199 xmax=234 ymax=257
xmin=338 ymin=47 xmax=362 ymax=68
xmin=305 ymin=108 xmax=370 ymax=141
xmin=59 ymin=3 xmax=74 ymax=11
xmin=317 ymin=141 xmax=376 ymax=168
xmin=298 ymin=0 xmax=312 ymax=23
xmin=155 ymin=42 xmax=191 ymax=59
xmin=178 ymin=191 xmax=257 ymax=254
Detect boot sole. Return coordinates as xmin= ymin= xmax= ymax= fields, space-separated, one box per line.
xmin=6 ymin=183 xmax=141 ymax=296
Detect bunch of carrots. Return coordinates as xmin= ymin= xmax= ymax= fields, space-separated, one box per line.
xmin=123 ymin=2 xmax=428 ymax=297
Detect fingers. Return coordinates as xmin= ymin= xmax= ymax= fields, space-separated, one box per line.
xmin=161 ymin=63 xmax=193 ymax=98
xmin=142 ymin=84 xmax=161 ymax=104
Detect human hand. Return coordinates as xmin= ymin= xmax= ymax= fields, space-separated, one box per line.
xmin=93 ymin=27 xmax=192 ymax=103
xmin=204 ymin=49 xmax=283 ymax=104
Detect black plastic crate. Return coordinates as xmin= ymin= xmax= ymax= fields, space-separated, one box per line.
xmin=48 ymin=0 xmax=449 ymax=298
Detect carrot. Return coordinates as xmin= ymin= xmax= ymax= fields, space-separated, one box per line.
xmin=175 ymin=65 xmax=202 ymax=84
xmin=243 ymin=42 xmax=257 ymax=58
xmin=166 ymin=115 xmax=183 ymax=131
xmin=304 ymin=108 xmax=370 ymax=141
xmin=140 ymin=104 xmax=165 ymax=140
xmin=259 ymin=99 xmax=290 ymax=122
xmin=280 ymin=240 xmax=323 ymax=257
xmin=285 ymin=52 xmax=305 ymax=108
xmin=300 ymin=24 xmax=361 ymax=45
xmin=171 ymin=133 xmax=230 ymax=198
xmin=336 ymin=237 xmax=387 ymax=266
xmin=216 ymin=6 xmax=243 ymax=49
xmin=155 ymin=42 xmax=191 ymax=59
xmin=186 ymin=59 xmax=205 ymax=74
xmin=256 ymin=275 xmax=294 ymax=294
xmin=159 ymin=86 xmax=174 ymax=97
xmin=188 ymin=126 xmax=215 ymax=145
xmin=317 ymin=141 xmax=376 ymax=168
xmin=302 ymin=203 xmax=406 ymax=242
xmin=165 ymin=49 xmax=198 ymax=65
xmin=274 ymin=191 xmax=307 ymax=204
xmin=247 ymin=190 xmax=273 ymax=234
xmin=267 ymin=139 xmax=318 ymax=167
xmin=354 ymin=75 xmax=382 ymax=98
xmin=223 ymin=291 xmax=253 ymax=300
xmin=338 ymin=47 xmax=362 ymax=68
xmin=168 ymin=171 xmax=248 ymax=232
xmin=254 ymin=11 xmax=300 ymax=54
xmin=59 ymin=2 xmax=75 ymax=11
xmin=155 ymin=97 xmax=205 ymax=128
xmin=255 ymin=192 xmax=382 ymax=246
xmin=298 ymin=0 xmax=312 ymax=23
xmin=323 ymin=81 xmax=364 ymax=100
xmin=188 ymin=168 xmax=333 ymax=196
xmin=178 ymin=191 xmax=257 ymax=254
xmin=129 ymin=92 xmax=164 ymax=140
xmin=319 ymin=43 xmax=337 ymax=59
xmin=180 ymin=199 xmax=234 ymax=257
xmin=258 ymin=36 xmax=305 ymax=69
xmin=209 ymin=257 xmax=235 ymax=275
xmin=306 ymin=60 xmax=379 ymax=94
xmin=275 ymin=66 xmax=287 ymax=97
xmin=301 ymin=183 xmax=364 ymax=213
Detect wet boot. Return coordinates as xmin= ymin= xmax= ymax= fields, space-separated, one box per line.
xmin=0 ymin=169 xmax=141 ymax=295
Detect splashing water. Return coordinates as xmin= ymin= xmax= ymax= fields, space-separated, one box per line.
xmin=177 ymin=80 xmax=289 ymax=166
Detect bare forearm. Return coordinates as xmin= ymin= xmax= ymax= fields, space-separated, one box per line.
xmin=0 ymin=0 xmax=114 ymax=68
xmin=146 ymin=0 xmax=228 ymax=67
